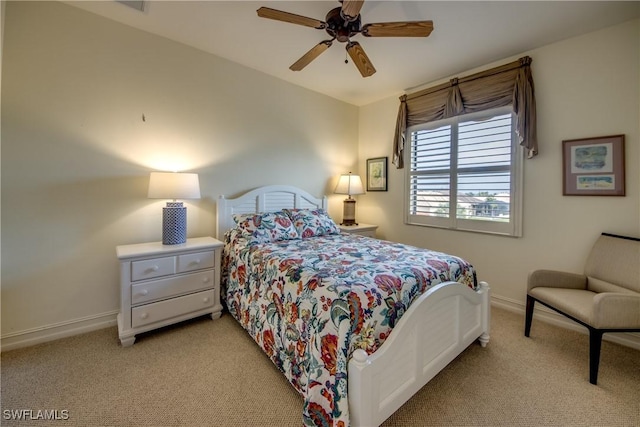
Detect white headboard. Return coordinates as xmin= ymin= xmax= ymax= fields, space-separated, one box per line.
xmin=216 ymin=185 xmax=328 ymax=238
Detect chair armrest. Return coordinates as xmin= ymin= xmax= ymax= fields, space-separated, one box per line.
xmin=527 ymin=269 xmax=587 ymax=293
xmin=592 ymin=293 xmax=640 ymax=329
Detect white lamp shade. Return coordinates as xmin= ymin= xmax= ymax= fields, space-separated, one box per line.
xmin=148 ymin=172 xmax=201 ymax=200
xmin=334 ymin=173 xmax=365 ymax=196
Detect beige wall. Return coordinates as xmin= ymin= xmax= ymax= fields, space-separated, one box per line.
xmin=1 ymin=1 xmax=357 ymax=346
xmin=358 ymin=19 xmax=640 ymax=308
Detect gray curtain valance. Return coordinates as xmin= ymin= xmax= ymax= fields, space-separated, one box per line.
xmin=393 ymin=56 xmax=537 ymax=168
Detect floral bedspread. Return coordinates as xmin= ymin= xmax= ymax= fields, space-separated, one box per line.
xmin=222 ymin=231 xmax=477 ymax=427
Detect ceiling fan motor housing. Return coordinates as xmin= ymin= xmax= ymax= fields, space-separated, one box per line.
xmin=325 ymin=7 xmax=361 ymax=43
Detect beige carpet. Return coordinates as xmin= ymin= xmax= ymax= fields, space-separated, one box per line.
xmin=2 ymin=307 xmax=639 ymax=426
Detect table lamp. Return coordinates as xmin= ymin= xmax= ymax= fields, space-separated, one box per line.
xmin=148 ymin=172 xmax=201 ymax=245
xmin=334 ymin=172 xmax=365 ymax=226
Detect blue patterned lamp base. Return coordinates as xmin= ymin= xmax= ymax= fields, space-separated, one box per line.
xmin=162 ymin=202 xmax=187 ymax=245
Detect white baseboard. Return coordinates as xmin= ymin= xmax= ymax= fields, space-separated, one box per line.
xmin=1 ymin=310 xmax=118 ymax=352
xmin=491 ymin=294 xmax=640 ymax=350
xmin=3 ymin=294 xmax=639 ymax=353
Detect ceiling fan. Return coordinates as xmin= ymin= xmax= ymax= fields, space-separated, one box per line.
xmin=257 ymin=0 xmax=434 ymax=77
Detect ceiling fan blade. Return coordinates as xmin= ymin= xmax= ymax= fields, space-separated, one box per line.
xmin=257 ymin=7 xmax=326 ymax=29
xmin=346 ymin=41 xmax=376 ymax=77
xmin=362 ymin=21 xmax=434 ymax=37
xmin=290 ymin=40 xmax=333 ymax=71
xmin=341 ymin=0 xmax=365 ymax=20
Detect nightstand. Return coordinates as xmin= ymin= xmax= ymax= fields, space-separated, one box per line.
xmin=116 ymin=236 xmax=223 ymax=347
xmin=338 ymin=223 xmax=378 ymax=238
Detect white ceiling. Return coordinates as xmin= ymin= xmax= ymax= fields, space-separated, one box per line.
xmin=65 ymin=1 xmax=640 ymax=106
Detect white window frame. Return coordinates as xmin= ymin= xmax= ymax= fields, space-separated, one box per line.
xmin=404 ymin=107 xmax=524 ymax=237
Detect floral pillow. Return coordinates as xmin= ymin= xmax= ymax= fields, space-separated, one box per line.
xmin=283 ymin=208 xmax=341 ymax=238
xmin=232 ymin=211 xmax=299 ymax=244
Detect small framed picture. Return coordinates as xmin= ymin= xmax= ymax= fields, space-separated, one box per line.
xmin=366 ymin=157 xmax=388 ymax=191
xmin=562 ymin=135 xmax=625 ymax=196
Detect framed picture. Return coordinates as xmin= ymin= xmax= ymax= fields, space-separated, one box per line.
xmin=366 ymin=157 xmax=388 ymax=191
xmin=562 ymin=135 xmax=625 ymax=196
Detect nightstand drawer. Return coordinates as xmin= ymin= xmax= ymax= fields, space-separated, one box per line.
xmin=356 ymin=230 xmax=376 ymax=238
xmin=131 ymin=256 xmax=175 ymax=281
xmin=131 ymin=289 xmax=215 ymax=328
xmin=131 ymin=270 xmax=214 ymax=305
xmin=177 ymin=251 xmax=214 ymax=273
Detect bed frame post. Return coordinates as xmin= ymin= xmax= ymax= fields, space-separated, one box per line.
xmin=347 ymin=349 xmax=372 ymax=427
xmin=479 ymin=281 xmax=491 ymax=347
xmin=216 ymin=195 xmax=226 ymax=239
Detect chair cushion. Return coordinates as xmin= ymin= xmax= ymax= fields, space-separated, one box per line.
xmin=529 ymin=287 xmax=596 ymax=325
xmin=587 ymin=277 xmax=638 ymax=295
xmin=585 ymin=234 xmax=640 ymax=293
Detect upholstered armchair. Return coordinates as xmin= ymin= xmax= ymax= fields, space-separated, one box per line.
xmin=525 ymin=233 xmax=640 ymax=384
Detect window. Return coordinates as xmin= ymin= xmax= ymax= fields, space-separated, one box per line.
xmin=405 ymin=107 xmax=523 ymax=236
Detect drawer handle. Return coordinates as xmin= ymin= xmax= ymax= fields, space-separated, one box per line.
xmin=191 ymin=259 xmax=201 ymax=265
xmin=140 ymin=289 xmax=149 ymax=296
xmin=202 ymin=296 xmax=210 ymax=303
xmin=140 ymin=312 xmax=149 ymax=320
xmin=146 ymin=265 xmax=159 ymax=273
xmin=203 ymin=277 xmax=210 ymax=283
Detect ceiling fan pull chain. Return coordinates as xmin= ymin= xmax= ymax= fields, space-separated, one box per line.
xmin=345 ymin=50 xmax=349 ymax=64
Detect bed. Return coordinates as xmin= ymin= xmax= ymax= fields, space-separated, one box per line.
xmin=217 ymin=185 xmax=490 ymax=427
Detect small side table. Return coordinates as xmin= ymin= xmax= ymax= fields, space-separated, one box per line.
xmin=339 ymin=223 xmax=378 ymax=238
xmin=116 ymin=236 xmax=223 ymax=347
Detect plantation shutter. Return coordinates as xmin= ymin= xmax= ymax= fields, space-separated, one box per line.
xmin=408 ymin=110 xmax=520 ymax=236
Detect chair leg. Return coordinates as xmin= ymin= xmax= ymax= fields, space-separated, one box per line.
xmin=524 ymin=295 xmax=535 ymax=337
xmin=589 ymin=329 xmax=603 ymax=385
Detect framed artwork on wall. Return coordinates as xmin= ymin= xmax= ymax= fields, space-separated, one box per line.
xmin=562 ymin=135 xmax=625 ymax=196
xmin=366 ymin=157 xmax=388 ymax=191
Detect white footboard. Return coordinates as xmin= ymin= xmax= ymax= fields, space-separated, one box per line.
xmin=348 ymin=281 xmax=490 ymax=427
